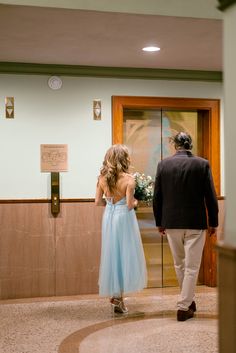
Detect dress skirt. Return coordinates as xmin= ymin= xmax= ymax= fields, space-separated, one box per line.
xmin=99 ymin=197 xmax=147 ymax=296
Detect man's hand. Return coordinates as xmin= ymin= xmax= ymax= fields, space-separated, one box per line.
xmin=208 ymin=227 xmax=217 ymax=236
xmin=158 ymin=227 xmax=166 ymax=235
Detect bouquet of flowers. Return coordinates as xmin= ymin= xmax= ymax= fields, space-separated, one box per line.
xmin=133 ymin=172 xmax=154 ymax=204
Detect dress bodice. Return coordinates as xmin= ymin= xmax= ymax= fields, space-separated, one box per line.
xmin=105 ymin=196 xmax=126 ymax=206
xmin=105 ymin=196 xmax=127 ymax=210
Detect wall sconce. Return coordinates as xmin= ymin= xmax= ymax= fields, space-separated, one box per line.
xmin=5 ymin=97 xmax=14 ymax=118
xmin=93 ymin=99 xmax=101 ymax=120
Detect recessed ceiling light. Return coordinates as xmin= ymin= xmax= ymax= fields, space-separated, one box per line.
xmin=142 ymin=46 xmax=160 ymax=52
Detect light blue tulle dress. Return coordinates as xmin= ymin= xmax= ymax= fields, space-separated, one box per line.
xmin=98 ymin=197 xmax=147 ymax=296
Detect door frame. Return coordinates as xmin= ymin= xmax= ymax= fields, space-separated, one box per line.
xmin=112 ymin=95 xmax=220 ymax=286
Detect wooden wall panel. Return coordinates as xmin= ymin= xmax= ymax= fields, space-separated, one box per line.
xmin=0 ymin=203 xmax=55 ymax=299
xmin=0 ymin=199 xmax=223 ymax=299
xmin=0 ymin=202 xmax=104 ymax=299
xmin=55 ymin=203 xmax=103 ymax=295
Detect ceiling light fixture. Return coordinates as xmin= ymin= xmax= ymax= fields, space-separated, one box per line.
xmin=142 ymin=46 xmax=160 ymax=52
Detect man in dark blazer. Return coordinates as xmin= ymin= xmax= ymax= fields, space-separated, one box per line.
xmin=153 ymin=132 xmax=218 ymax=321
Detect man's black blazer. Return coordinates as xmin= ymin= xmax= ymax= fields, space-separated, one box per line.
xmin=153 ymin=150 xmax=219 ymax=229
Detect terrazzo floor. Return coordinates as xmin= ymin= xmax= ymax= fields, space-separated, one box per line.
xmin=0 ymin=286 xmax=218 ymax=353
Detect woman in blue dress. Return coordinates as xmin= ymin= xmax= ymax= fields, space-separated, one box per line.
xmin=95 ymin=144 xmax=147 ymax=314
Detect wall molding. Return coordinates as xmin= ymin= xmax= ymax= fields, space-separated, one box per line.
xmin=0 ymin=198 xmax=94 ymax=204
xmin=218 ymin=0 xmax=236 ymax=11
xmin=0 ymin=62 xmax=223 ymax=82
xmin=0 ymin=196 xmax=225 ymax=204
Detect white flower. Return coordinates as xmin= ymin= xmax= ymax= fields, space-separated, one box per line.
xmin=133 ymin=172 xmax=154 ymax=203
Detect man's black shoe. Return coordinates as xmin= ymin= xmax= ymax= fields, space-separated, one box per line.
xmin=177 ymin=308 xmax=194 ymax=321
xmin=189 ymin=301 xmax=196 ymax=312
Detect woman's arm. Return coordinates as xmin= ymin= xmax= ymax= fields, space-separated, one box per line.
xmin=126 ymin=177 xmax=138 ymax=210
xmin=95 ymin=179 xmax=106 ymax=206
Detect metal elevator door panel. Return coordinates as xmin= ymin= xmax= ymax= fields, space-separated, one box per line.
xmin=123 ymin=108 xmax=199 ymax=287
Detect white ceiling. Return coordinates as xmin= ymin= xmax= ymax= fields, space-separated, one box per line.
xmin=0 ymin=3 xmax=223 ymax=71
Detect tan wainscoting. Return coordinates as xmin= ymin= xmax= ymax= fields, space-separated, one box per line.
xmin=55 ymin=202 xmax=103 ymax=296
xmin=0 ymin=200 xmax=103 ymax=299
xmin=0 ymin=198 xmax=224 ymax=300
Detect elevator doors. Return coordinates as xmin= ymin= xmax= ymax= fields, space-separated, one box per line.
xmin=112 ymin=96 xmax=220 ymax=287
xmin=123 ymin=108 xmax=200 ymax=287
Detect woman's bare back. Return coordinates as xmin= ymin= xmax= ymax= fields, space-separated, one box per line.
xmin=100 ymin=173 xmax=135 ymax=204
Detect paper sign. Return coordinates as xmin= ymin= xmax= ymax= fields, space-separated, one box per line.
xmin=40 ymin=144 xmax=68 ymax=172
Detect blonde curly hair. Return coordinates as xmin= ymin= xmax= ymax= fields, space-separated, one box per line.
xmin=100 ymin=144 xmax=130 ymax=192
